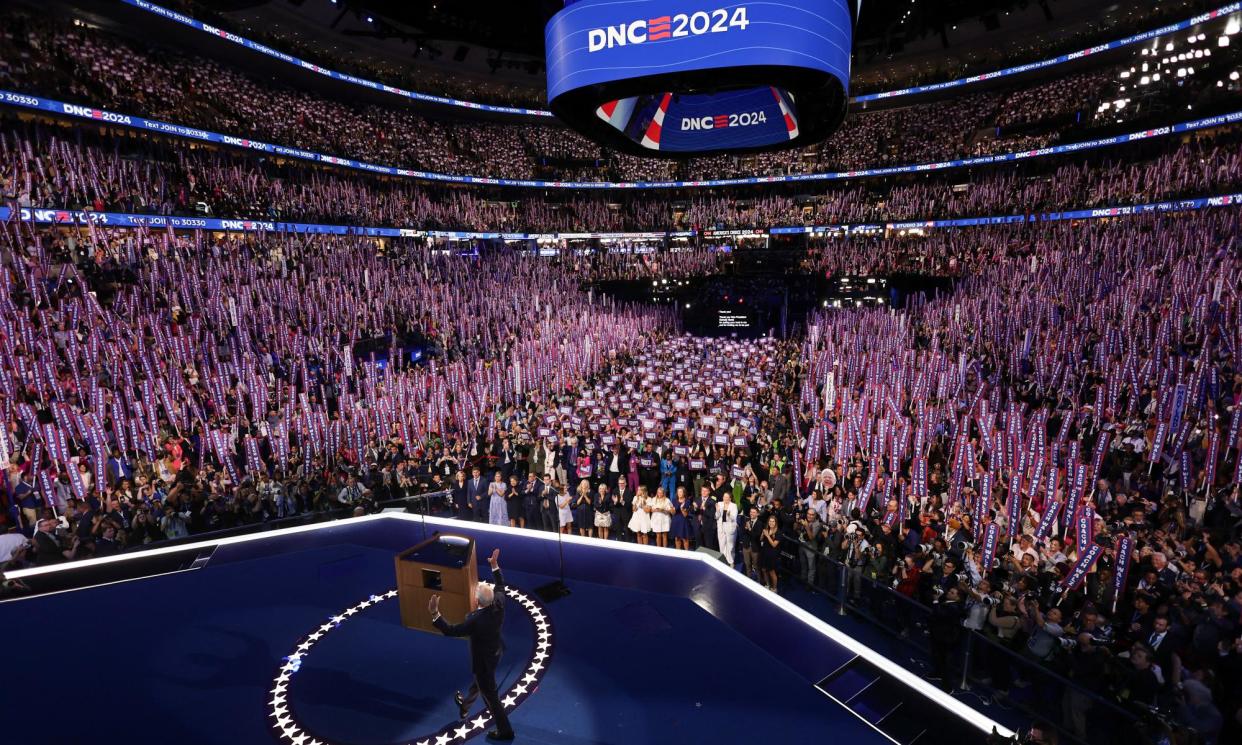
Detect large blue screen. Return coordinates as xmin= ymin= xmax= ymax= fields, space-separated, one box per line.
xmin=546 ymin=0 xmax=852 ymax=101
xmin=546 ymin=0 xmax=851 ymax=155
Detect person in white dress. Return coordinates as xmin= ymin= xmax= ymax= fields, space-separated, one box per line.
xmin=717 ymin=496 xmax=739 ymax=568
xmin=649 ymin=487 xmax=674 ymax=548
xmin=557 ymin=484 xmax=574 ymax=534
xmin=627 ymin=486 xmax=652 ymax=544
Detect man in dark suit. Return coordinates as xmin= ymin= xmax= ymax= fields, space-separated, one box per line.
xmin=466 ymin=467 xmax=489 ymax=522
xmin=32 ymin=519 xmax=70 ymax=565
xmin=429 ymin=548 xmax=515 ymax=741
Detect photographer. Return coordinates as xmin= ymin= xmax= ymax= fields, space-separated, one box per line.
xmin=129 ymin=506 xmax=165 ymax=545
xmin=964 ymin=579 xmax=999 ymax=633
xmin=1022 ymin=598 xmax=1066 ymax=665
xmin=1060 ymin=631 xmax=1111 ymax=741
xmin=929 ymin=586 xmax=967 ymax=690
xmin=842 ymin=523 xmax=871 ymax=603
xmin=797 ymin=508 xmax=823 ymax=587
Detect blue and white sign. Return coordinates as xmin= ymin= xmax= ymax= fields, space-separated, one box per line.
xmin=545 ymin=0 xmax=851 ymax=154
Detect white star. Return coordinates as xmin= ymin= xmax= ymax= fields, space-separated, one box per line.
xmin=522 ymin=673 xmax=537 ymax=684
xmin=330 ymin=616 xmax=344 ymax=624
xmin=537 ymin=640 xmax=550 ymax=651
xmin=512 ymin=684 xmax=528 ymax=696
xmin=297 ymin=641 xmax=312 ymax=652
xmin=534 ymin=651 xmax=548 ymax=663
xmin=274 ymin=714 xmax=292 ymax=729
xmin=308 ymin=632 xmax=323 ymax=642
xmin=453 ymin=724 xmax=471 ymax=739
xmin=291 ymin=734 xmax=309 ymax=745
xmin=502 ymin=694 xmax=518 ymax=708
xmin=434 ymin=734 xmax=452 ymax=745
xmin=344 ymin=607 xmax=358 ymax=616
xmin=472 ymin=715 xmax=489 ymax=730
xmin=269 ymin=693 xmax=285 ymax=707
xmin=275 ymin=674 xmax=289 ymax=686
xmin=274 ymin=704 xmax=288 ymax=717
xmin=530 ymin=661 xmax=543 ymax=672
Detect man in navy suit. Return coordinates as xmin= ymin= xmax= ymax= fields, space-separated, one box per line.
xmin=429 ymin=548 xmax=515 ymax=741
xmin=465 ymin=466 xmax=489 ymax=522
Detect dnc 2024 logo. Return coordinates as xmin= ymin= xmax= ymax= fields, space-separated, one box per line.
xmin=587 ymin=6 xmax=750 ymax=52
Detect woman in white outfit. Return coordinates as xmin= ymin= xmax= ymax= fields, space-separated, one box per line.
xmin=716 ymin=495 xmax=739 ymax=568
xmin=649 ymin=486 xmax=674 ymax=548
xmin=627 ymin=486 xmax=652 ymax=544
xmin=557 ymin=483 xmax=575 ymax=534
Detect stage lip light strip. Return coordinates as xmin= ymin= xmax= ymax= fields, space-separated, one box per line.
xmin=120 ymin=0 xmax=1241 ymax=114
xmin=118 ymin=0 xmax=554 ymax=118
xmin=4 ymin=193 xmax=1240 ymax=242
xmin=267 ymin=585 xmax=553 ymax=745
xmin=3 ymin=512 xmax=1010 ymax=737
xmin=851 ymin=3 xmax=1241 ymax=103
xmin=1 ymin=89 xmax=1239 ymax=190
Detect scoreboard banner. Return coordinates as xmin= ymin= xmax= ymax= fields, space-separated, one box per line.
xmin=545 ymin=0 xmax=852 ymax=156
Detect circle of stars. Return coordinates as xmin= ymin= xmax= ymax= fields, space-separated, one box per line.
xmin=268 ymin=586 xmax=554 ymax=745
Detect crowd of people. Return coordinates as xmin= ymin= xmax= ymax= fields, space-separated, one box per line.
xmin=0 ymin=224 xmax=676 ymax=565
xmin=3 ymin=117 xmax=1239 ymax=235
xmin=0 ymin=3 xmax=1239 ymax=743
xmin=778 ymin=212 xmax=1242 ymax=744
xmin=3 ymin=7 xmax=1232 ymax=185
xmin=5 ymin=207 xmax=1238 ymax=744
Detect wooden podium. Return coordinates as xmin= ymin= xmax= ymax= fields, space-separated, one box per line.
xmin=395 ymin=534 xmax=478 ymax=633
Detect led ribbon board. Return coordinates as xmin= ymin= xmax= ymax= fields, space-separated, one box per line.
xmin=545 ymin=0 xmax=852 ymax=157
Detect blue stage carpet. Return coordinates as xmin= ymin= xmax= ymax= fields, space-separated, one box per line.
xmin=0 ymin=544 xmax=887 ymax=745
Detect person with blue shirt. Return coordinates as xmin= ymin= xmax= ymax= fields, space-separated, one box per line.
xmin=671 ymin=485 xmax=695 ymax=551
xmin=659 ymin=454 xmax=677 ymax=500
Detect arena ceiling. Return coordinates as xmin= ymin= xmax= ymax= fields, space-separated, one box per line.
xmin=202 ymin=0 xmax=1108 ymax=58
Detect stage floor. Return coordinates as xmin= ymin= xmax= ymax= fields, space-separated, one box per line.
xmin=1 ymin=542 xmax=891 ymax=745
